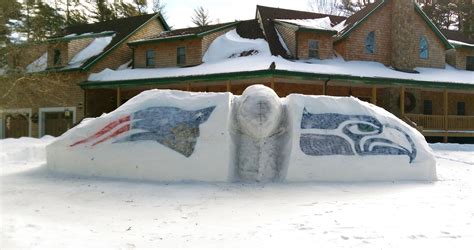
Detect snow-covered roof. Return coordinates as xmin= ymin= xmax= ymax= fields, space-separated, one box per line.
xmin=202 ymin=29 xmax=271 ymax=63
xmin=275 ymin=17 xmax=335 ymax=31
xmin=88 ymin=55 xmax=474 ymax=86
xmin=87 ymin=29 xmax=473 ymax=86
xmin=449 ymin=39 xmax=474 ymax=48
xmin=65 ymin=35 xmax=114 ymax=69
xmin=26 ymin=52 xmax=48 ymax=73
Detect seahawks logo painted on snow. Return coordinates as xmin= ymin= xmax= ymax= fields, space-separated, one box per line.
xmin=299 ymin=108 xmax=417 ymax=163
xmin=70 ymin=106 xmax=216 ymax=157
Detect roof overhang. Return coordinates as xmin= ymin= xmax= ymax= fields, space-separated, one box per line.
xmin=47 ymin=31 xmax=116 ymax=43
xmin=274 ymin=20 xmax=337 ymax=35
xmin=80 ymin=69 xmax=474 ymax=91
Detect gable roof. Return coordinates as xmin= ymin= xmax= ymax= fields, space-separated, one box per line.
xmin=48 ymin=13 xmax=169 ymax=71
xmin=336 ymin=0 xmax=453 ymax=49
xmin=128 ymin=21 xmax=240 ymax=45
xmin=441 ymin=29 xmax=474 ymax=48
xmin=256 ymin=5 xmax=346 ymax=58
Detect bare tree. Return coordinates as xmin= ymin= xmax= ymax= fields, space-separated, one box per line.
xmin=308 ymin=0 xmax=342 ymax=15
xmin=191 ymin=6 xmax=211 ymax=27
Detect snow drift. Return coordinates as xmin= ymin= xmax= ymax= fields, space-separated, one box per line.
xmin=47 ymin=85 xmax=436 ymax=182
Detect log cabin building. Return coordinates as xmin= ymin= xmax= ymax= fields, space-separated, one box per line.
xmin=1 ymin=0 xmax=473 ymax=142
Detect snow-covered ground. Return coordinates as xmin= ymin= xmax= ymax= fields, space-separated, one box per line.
xmin=1 ymin=137 xmax=473 ymax=249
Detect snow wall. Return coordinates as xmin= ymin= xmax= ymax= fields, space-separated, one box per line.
xmin=47 ymin=85 xmax=436 ymax=182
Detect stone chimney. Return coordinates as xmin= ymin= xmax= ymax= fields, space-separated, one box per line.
xmin=390 ymin=0 xmax=417 ymax=72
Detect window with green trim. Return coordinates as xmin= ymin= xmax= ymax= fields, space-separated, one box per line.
xmin=420 ymin=36 xmax=429 ymax=59
xmin=467 ymin=56 xmax=474 ymax=71
xmin=146 ymin=49 xmax=155 ymax=67
xmin=177 ymin=47 xmax=186 ymax=65
xmin=53 ymin=49 xmax=61 ymax=66
xmin=308 ymin=40 xmax=319 ymax=59
xmin=365 ymin=31 xmax=375 ymax=54
xmin=457 ymin=102 xmax=465 ymax=116
xmin=423 ymin=100 xmax=432 ymax=115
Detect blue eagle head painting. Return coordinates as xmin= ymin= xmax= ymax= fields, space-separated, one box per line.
xmin=299 ymin=108 xmax=417 ymax=163
xmin=70 ymin=106 xmax=216 ymax=157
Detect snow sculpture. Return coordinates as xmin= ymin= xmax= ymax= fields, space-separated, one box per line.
xmin=47 ymin=90 xmax=232 ymax=182
xmin=285 ymin=94 xmax=436 ymax=181
xmin=47 ymin=85 xmax=436 ymax=182
xmin=231 ymin=85 xmax=290 ymax=181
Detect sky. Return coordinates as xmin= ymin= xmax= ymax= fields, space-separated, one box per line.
xmin=160 ymin=0 xmax=312 ymax=28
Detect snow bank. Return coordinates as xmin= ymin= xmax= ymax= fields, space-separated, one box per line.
xmin=285 ymin=95 xmax=437 ymax=181
xmin=67 ymin=35 xmax=114 ymax=68
xmin=47 ymin=90 xmax=233 ymax=182
xmin=202 ymin=29 xmax=271 ymax=63
xmin=0 ymin=136 xmax=55 ymax=164
xmin=26 ymin=52 xmax=47 ymax=73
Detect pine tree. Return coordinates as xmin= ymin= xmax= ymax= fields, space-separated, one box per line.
xmin=133 ymin=0 xmax=148 ymax=15
xmin=29 ymin=2 xmax=65 ymax=40
xmin=191 ymin=6 xmax=211 ymax=27
xmin=0 ymin=0 xmax=23 ymax=46
xmin=92 ymin=0 xmax=117 ymax=22
xmin=153 ymin=0 xmax=167 ymax=18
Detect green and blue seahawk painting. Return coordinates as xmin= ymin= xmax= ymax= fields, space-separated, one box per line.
xmin=299 ymin=108 xmax=417 ymax=163
xmin=70 ymin=106 xmax=216 ymax=157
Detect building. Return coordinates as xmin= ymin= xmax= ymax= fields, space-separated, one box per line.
xmin=1 ymin=0 xmax=473 ymax=142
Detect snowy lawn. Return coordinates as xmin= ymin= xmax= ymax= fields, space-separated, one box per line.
xmin=1 ymin=138 xmax=473 ymax=249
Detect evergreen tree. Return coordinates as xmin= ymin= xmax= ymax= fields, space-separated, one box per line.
xmin=0 ymin=0 xmax=23 ymax=46
xmin=153 ymin=0 xmax=167 ymax=18
xmin=92 ymin=0 xmax=117 ymax=22
xmin=29 ymin=2 xmax=65 ymax=40
xmin=191 ymin=6 xmax=211 ymax=27
xmin=133 ymin=0 xmax=148 ymax=15
xmin=115 ymin=2 xmax=141 ymax=18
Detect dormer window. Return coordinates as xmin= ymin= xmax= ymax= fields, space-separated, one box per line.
xmin=420 ymin=36 xmax=429 ymax=59
xmin=53 ymin=49 xmax=61 ymax=66
xmin=365 ymin=31 xmax=375 ymax=54
xmin=146 ymin=49 xmax=155 ymax=67
xmin=308 ymin=40 xmax=319 ymax=59
xmin=177 ymin=47 xmax=186 ymax=66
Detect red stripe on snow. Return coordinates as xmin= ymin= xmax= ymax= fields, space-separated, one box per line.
xmin=69 ymin=115 xmax=131 ymax=147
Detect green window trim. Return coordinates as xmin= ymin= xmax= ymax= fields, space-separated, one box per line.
xmin=365 ymin=31 xmax=375 ymax=54
xmin=146 ymin=49 xmax=155 ymax=67
xmin=177 ymin=47 xmax=186 ymax=66
xmin=420 ymin=36 xmax=429 ymax=59
xmin=308 ymin=40 xmax=320 ymax=59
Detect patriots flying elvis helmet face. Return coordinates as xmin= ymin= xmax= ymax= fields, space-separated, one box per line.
xmin=299 ymin=108 xmax=417 ymax=163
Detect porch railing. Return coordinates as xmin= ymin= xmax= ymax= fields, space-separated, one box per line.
xmin=405 ymin=114 xmax=474 ymax=131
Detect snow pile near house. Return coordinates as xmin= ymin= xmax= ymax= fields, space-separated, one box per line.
xmin=0 ymin=136 xmax=55 ymax=165
xmin=276 ymin=17 xmax=334 ymax=31
xmin=285 ymin=95 xmax=436 ymax=181
xmin=202 ymin=29 xmax=271 ymax=63
xmin=26 ymin=52 xmax=47 ymax=73
xmin=66 ymin=35 xmax=114 ymax=68
xmin=47 ymin=90 xmax=233 ymax=182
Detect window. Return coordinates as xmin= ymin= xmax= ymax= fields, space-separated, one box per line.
xmin=146 ymin=49 xmax=155 ymax=67
xmin=457 ymin=102 xmax=466 ymax=116
xmin=423 ymin=100 xmax=432 ymax=115
xmin=308 ymin=40 xmax=319 ymax=59
xmin=467 ymin=56 xmax=474 ymax=71
xmin=53 ymin=49 xmax=61 ymax=65
xmin=177 ymin=47 xmax=186 ymax=65
xmin=419 ymin=36 xmax=429 ymax=59
xmin=365 ymin=31 xmax=375 ymax=54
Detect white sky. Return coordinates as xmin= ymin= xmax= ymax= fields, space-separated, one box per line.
xmin=160 ymin=0 xmax=311 ymax=28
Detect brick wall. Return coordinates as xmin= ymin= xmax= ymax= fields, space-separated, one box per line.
xmin=47 ymin=42 xmax=69 ymax=68
xmin=0 ymin=71 xmax=87 ymax=137
xmin=91 ymin=18 xmax=165 ymax=72
xmin=335 ymin=1 xmax=393 ymax=65
xmin=297 ymin=32 xmax=334 ymax=60
xmin=134 ymin=38 xmax=203 ymax=68
xmin=447 ymin=47 xmax=474 ymax=70
xmin=411 ymin=10 xmax=446 ymax=69
xmin=421 ymin=90 xmax=474 ymax=116
xmin=274 ymin=23 xmax=297 ymax=57
xmin=68 ymin=37 xmax=94 ymax=63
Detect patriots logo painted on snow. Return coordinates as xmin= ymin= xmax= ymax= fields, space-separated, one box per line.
xmin=299 ymin=108 xmax=417 ymax=163
xmin=70 ymin=106 xmax=216 ymax=157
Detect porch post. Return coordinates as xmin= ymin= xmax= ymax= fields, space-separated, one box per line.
xmin=322 ymin=82 xmax=327 ymax=95
xmin=371 ymin=86 xmax=377 ymax=105
xmin=186 ymin=83 xmax=191 ymax=91
xmin=116 ymin=87 xmax=121 ymax=108
xmin=443 ymin=89 xmax=448 ymax=143
xmin=400 ymin=86 xmax=405 ymax=116
xmin=226 ymin=80 xmax=231 ymax=92
xmin=270 ymin=76 xmax=275 ymax=90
